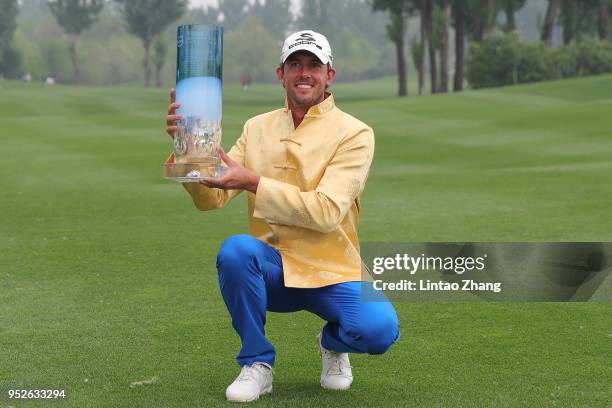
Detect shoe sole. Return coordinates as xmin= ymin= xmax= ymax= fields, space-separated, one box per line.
xmin=227 ymin=385 xmax=272 ymax=403
xmin=320 ymin=380 xmax=352 ymax=391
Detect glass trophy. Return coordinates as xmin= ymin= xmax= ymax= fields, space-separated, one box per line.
xmin=164 ymin=24 xmax=225 ymax=182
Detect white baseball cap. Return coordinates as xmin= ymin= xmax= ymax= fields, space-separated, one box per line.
xmin=280 ymin=30 xmax=333 ymax=67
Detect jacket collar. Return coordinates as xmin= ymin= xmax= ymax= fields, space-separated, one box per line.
xmin=283 ymin=92 xmax=335 ymax=117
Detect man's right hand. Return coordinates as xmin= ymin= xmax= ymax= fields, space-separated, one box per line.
xmin=166 ymin=88 xmax=182 ymax=139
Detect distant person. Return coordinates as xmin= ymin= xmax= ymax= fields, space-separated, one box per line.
xmin=240 ymin=74 xmax=252 ymax=90
xmin=165 ymin=30 xmax=400 ymax=403
xmin=22 ymin=73 xmax=32 ymax=83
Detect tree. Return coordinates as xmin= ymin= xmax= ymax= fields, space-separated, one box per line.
xmin=114 ymin=0 xmax=187 ymax=87
xmin=482 ymin=0 xmax=495 ymax=36
xmin=224 ymin=16 xmax=278 ymax=83
xmin=560 ymin=0 xmax=578 ymax=45
xmin=388 ymin=11 xmax=408 ymax=96
xmin=452 ymin=0 xmax=467 ymax=91
xmin=500 ymin=0 xmax=526 ymax=32
xmin=423 ymin=0 xmax=437 ymax=92
xmin=437 ymin=0 xmax=451 ymax=93
xmin=0 ymin=0 xmax=18 ymax=49
xmin=410 ymin=36 xmax=425 ymax=95
xmin=451 ymin=0 xmax=501 ymax=91
xmin=559 ymin=0 xmax=603 ymax=45
xmin=217 ymin=0 xmax=248 ymax=31
xmin=0 ymin=0 xmax=21 ymax=78
xmin=298 ymin=0 xmax=395 ymax=81
xmin=249 ymin=0 xmax=291 ymax=39
xmin=47 ymin=0 xmax=103 ymax=82
xmin=298 ymin=0 xmax=320 ymax=29
xmin=470 ymin=0 xmax=496 ymax=41
xmin=152 ymin=37 xmax=166 ymax=88
xmin=417 ymin=1 xmax=426 ymax=95
xmin=597 ymin=0 xmax=610 ymax=39
xmin=541 ymin=0 xmax=561 ymax=47
xmin=184 ymin=4 xmax=220 ymax=27
xmin=371 ymin=0 xmax=413 ymax=97
xmin=296 ymin=0 xmax=337 ymax=42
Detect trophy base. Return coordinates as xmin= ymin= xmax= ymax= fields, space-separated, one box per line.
xmin=164 ymin=158 xmax=227 ymax=182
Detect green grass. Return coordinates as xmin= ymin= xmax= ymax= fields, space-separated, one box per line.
xmin=1 ymin=74 xmax=611 ymax=407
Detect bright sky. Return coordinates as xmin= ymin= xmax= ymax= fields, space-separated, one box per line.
xmin=189 ymin=0 xmax=218 ymax=7
xmin=189 ymin=0 xmax=301 ymax=16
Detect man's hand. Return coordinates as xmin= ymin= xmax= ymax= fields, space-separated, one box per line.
xmin=200 ymin=147 xmax=260 ymax=194
xmin=166 ymin=88 xmax=182 ymax=138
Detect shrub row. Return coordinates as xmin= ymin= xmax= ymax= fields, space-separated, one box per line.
xmin=466 ymin=34 xmax=612 ymax=89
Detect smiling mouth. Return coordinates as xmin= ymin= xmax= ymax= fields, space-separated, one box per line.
xmin=296 ymin=83 xmax=313 ymax=89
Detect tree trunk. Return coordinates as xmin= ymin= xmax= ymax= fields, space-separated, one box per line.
xmin=598 ymin=2 xmax=609 ymax=40
xmin=439 ymin=0 xmax=450 ymax=93
xmin=155 ymin=64 xmax=163 ymax=88
xmin=563 ymin=24 xmax=573 ymax=45
xmin=143 ymin=39 xmax=151 ymax=88
xmin=505 ymin=2 xmax=516 ymax=32
xmin=69 ymin=34 xmax=80 ymax=83
xmin=473 ymin=4 xmax=483 ymax=42
xmin=561 ymin=0 xmax=575 ymax=45
xmin=395 ymin=30 xmax=407 ymax=97
xmin=386 ymin=11 xmax=407 ymax=97
xmin=453 ymin=3 xmax=465 ymax=92
xmin=483 ymin=0 xmax=495 ymax=36
xmin=424 ymin=0 xmax=437 ymax=93
xmin=541 ymin=0 xmax=561 ymax=47
xmin=574 ymin=2 xmax=593 ymax=43
xmin=418 ymin=6 xmax=425 ymax=95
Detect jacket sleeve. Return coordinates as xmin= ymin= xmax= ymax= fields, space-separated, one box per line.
xmin=252 ymin=127 xmax=374 ymax=233
xmin=168 ymin=123 xmax=248 ymax=211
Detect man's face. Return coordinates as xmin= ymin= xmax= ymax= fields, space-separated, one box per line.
xmin=276 ymin=51 xmax=336 ymax=109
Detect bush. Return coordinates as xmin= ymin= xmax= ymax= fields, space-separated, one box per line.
xmin=553 ymin=39 xmax=612 ymax=78
xmin=466 ymin=34 xmax=521 ymax=89
xmin=467 ymin=34 xmax=612 ymax=89
xmin=467 ymin=33 xmax=554 ymax=89
xmin=550 ymin=45 xmax=577 ymax=79
xmin=515 ymin=43 xmax=556 ymax=84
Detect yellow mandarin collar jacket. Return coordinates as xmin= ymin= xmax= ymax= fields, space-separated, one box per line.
xmin=166 ymin=93 xmax=375 ymax=288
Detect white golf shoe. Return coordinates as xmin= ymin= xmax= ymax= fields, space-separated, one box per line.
xmin=317 ymin=333 xmax=353 ymax=390
xmin=225 ymin=362 xmax=273 ymax=402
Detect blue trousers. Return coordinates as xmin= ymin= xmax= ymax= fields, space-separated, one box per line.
xmin=216 ymin=234 xmax=400 ymax=367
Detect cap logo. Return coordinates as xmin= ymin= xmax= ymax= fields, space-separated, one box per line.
xmin=288 ymin=31 xmax=323 ymax=51
xmin=299 ymin=32 xmax=315 ymax=41
xmin=289 ymin=41 xmax=322 ymax=51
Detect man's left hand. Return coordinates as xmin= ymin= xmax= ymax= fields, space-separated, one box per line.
xmin=199 ymin=147 xmax=260 ymax=194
